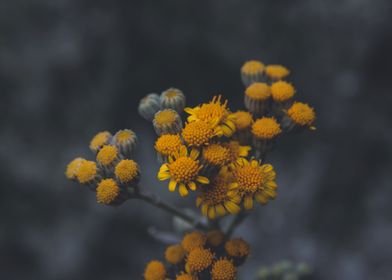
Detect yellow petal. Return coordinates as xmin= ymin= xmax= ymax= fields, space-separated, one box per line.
xmin=266 ymin=181 xmax=278 ymax=189
xmin=184 ymin=107 xmax=194 ymax=114
xmin=159 ymin=164 xmax=169 ymax=172
xmin=261 ymin=164 xmax=273 ymax=172
xmin=208 ymin=207 xmax=216 ymax=219
xmin=190 ymin=149 xmax=200 ymax=160
xmin=179 ymin=146 xmax=188 ymax=157
xmin=255 ymin=193 xmax=269 ymax=205
xmin=197 ymin=176 xmax=210 ymax=184
xmin=196 ymin=196 xmax=202 ymax=207
xmin=201 ymin=204 xmax=209 ymax=216
xmin=264 ymin=188 xmax=277 ymax=199
xmin=239 ymin=146 xmax=251 ymax=156
xmin=224 ymin=201 xmax=240 ymax=214
xmin=222 ymin=124 xmax=234 ymax=137
xmin=188 ymin=181 xmax=197 ymax=191
xmin=179 ymin=184 xmax=189 ymax=197
xmin=251 ymin=160 xmax=259 ymax=167
xmin=229 ymin=183 xmax=239 ymax=190
xmin=215 ymin=205 xmax=226 ymax=216
xmin=168 ymin=180 xmax=177 ymax=192
xmin=158 ymin=170 xmax=171 ymax=181
xmin=230 ymin=195 xmax=242 ymax=204
xmin=244 ymin=196 xmax=254 ymax=210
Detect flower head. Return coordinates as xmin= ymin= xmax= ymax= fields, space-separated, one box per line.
xmin=185 ymin=95 xmax=236 ymax=137
xmin=270 ymin=81 xmax=295 ymax=102
xmin=158 ymin=147 xmax=209 ymax=196
xmin=89 ymin=131 xmax=112 ymax=152
xmin=165 ymin=244 xmax=186 ymax=265
xmin=252 ymin=117 xmax=282 ymax=140
xmin=225 ymin=238 xmax=250 ymax=258
xmin=144 ymin=260 xmax=167 ymax=280
xmin=65 ymin=157 xmax=85 ymax=180
xmin=115 ymin=159 xmax=140 ymax=184
xmin=202 ymin=143 xmax=231 ymax=167
xmin=211 ymin=258 xmax=237 ymax=280
xmin=155 ymin=134 xmax=184 ymax=157
xmin=76 ymin=160 xmax=98 ymax=184
xmin=96 ymin=145 xmax=119 ymax=166
xmin=265 ymin=64 xmax=290 ymax=80
xmin=245 ymin=83 xmax=271 ymax=101
xmin=231 ymin=159 xmax=277 ymax=209
xmin=160 ymin=88 xmax=186 ymax=112
xmin=207 ymin=230 xmax=225 ymax=247
xmin=196 ymin=169 xmax=241 ymax=219
xmin=176 ymin=273 xmax=197 ymax=280
xmin=232 ymin=111 xmax=253 ymax=131
xmin=287 ymin=102 xmax=316 ymax=127
xmin=182 ymin=121 xmax=221 ymax=147
xmin=113 ymin=129 xmax=137 ymax=155
xmin=96 ymin=179 xmax=120 ymax=205
xmin=186 ymin=247 xmax=214 ymax=273
xmin=139 ymin=93 xmax=161 ymax=121
xmin=181 ymin=231 xmax=207 ymax=252
xmin=153 ymin=109 xmax=183 ymax=135
xmin=223 ymin=141 xmax=251 ymax=165
xmin=241 ymin=60 xmax=265 ymax=75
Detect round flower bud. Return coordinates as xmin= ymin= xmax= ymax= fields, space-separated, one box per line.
xmin=139 ymin=93 xmax=161 ymax=121
xmin=144 ymin=260 xmax=167 ymax=280
xmin=165 ymin=244 xmax=186 ymax=265
xmin=96 ymin=178 xmax=122 ymax=205
xmin=186 ymin=247 xmax=214 ymax=273
xmin=211 ymin=258 xmax=237 ymax=280
xmin=96 ymin=145 xmax=121 ymax=172
xmin=114 ymin=159 xmax=140 ymax=186
xmin=89 ymin=131 xmax=112 ymax=153
xmin=112 ymin=129 xmax=137 ymax=157
xmin=65 ymin=157 xmax=86 ymax=181
xmin=153 ymin=109 xmax=183 ymax=135
xmin=76 ymin=160 xmax=100 ymax=187
xmin=265 ymin=64 xmax=290 ymax=80
xmin=160 ymin=88 xmax=186 ymax=113
xmin=244 ymin=83 xmax=271 ymax=115
xmin=241 ymin=60 xmax=265 ymax=87
xmin=181 ymin=231 xmax=207 ymax=252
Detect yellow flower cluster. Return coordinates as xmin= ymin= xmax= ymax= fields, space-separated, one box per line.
xmin=143 ymin=230 xmax=249 ymax=280
xmin=65 ymin=129 xmax=140 ymax=206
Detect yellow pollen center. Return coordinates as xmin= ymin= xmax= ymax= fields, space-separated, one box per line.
xmin=181 ymin=232 xmax=207 ymax=252
xmin=116 ymin=130 xmax=134 ymax=144
xmin=182 ymin=121 xmax=215 ymax=147
xmin=96 ymin=145 xmax=118 ymax=166
xmin=165 ymin=244 xmax=186 ymax=265
xmin=76 ymin=161 xmax=97 ymax=183
xmin=252 ymin=118 xmax=282 ymax=139
xmin=234 ymin=165 xmax=265 ymax=194
xmin=65 ymin=158 xmax=85 ymax=179
xmin=265 ymin=65 xmax=290 ymax=79
xmin=233 ymin=111 xmax=253 ymax=130
xmin=144 ymin=260 xmax=167 ymax=280
xmin=225 ymin=239 xmax=250 ymax=257
xmin=270 ymin=81 xmax=295 ymax=102
xmin=195 ymin=96 xmax=228 ymax=123
xmin=96 ymin=179 xmax=120 ymax=204
xmin=115 ymin=159 xmax=139 ymax=183
xmin=186 ymin=247 xmax=214 ymax=273
xmin=202 ymin=144 xmax=230 ymax=166
xmin=211 ymin=258 xmax=237 ymax=280
xmin=90 ymin=131 xmax=111 ymax=151
xmin=200 ymin=181 xmax=229 ymax=205
xmin=155 ymin=110 xmax=177 ymax=125
xmin=245 ymin=83 xmax=271 ymax=100
xmin=155 ymin=134 xmax=183 ymax=156
xmin=169 ymin=157 xmax=200 ymax=183
xmin=287 ymin=102 xmax=316 ymax=126
xmin=241 ymin=60 xmax=265 ymax=75
xmin=165 ymin=91 xmax=178 ymax=98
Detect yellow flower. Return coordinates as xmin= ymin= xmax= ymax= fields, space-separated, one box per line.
xmin=270 ymin=81 xmax=295 ymax=102
xmin=196 ymin=169 xmax=241 ymax=219
xmin=202 ymin=143 xmax=231 ymax=167
xmin=153 ymin=109 xmax=183 ymax=135
xmin=241 ymin=60 xmax=265 ymax=75
xmin=181 ymin=231 xmax=207 ymax=252
xmin=144 ymin=260 xmax=167 ymax=280
xmin=211 ymin=258 xmax=237 ymax=280
xmin=76 ymin=160 xmax=98 ymax=184
xmin=223 ymin=141 xmax=251 ymax=165
xmin=114 ymin=159 xmax=139 ymax=184
xmin=287 ymin=102 xmax=316 ymax=127
xmin=185 ymin=95 xmax=236 ymax=137
xmin=154 ymin=134 xmax=184 ymax=157
xmin=186 ymin=247 xmax=214 ymax=273
xmin=158 ymin=146 xmax=209 ymax=196
xmin=96 ymin=145 xmax=119 ymax=166
xmin=165 ymin=244 xmax=186 ymax=265
xmin=265 ymin=64 xmax=290 ymax=80
xmin=230 ymin=158 xmax=277 ymax=209
xmin=182 ymin=120 xmax=221 ymax=147
xmin=245 ymin=83 xmax=271 ymax=101
xmin=96 ymin=179 xmax=120 ymax=205
xmin=232 ymin=111 xmax=253 ymax=131
xmin=176 ymin=273 xmax=197 ymax=280
xmin=89 ymin=131 xmax=112 ymax=152
xmin=225 ymin=238 xmax=250 ymax=258
xmin=252 ymin=117 xmax=282 ymax=140
xmin=65 ymin=157 xmax=85 ymax=180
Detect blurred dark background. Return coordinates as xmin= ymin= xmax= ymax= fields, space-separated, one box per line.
xmin=1 ymin=0 xmax=391 ymax=279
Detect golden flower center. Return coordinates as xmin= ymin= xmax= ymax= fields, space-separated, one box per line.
xmin=196 ymin=98 xmax=228 ymax=123
xmin=182 ymin=121 xmax=215 ymax=147
xmin=241 ymin=60 xmax=264 ymax=74
xmin=233 ymin=111 xmax=253 ymax=130
xmin=270 ymin=81 xmax=295 ymax=102
xmin=155 ymin=134 xmax=183 ymax=156
xmin=203 ymin=144 xmax=230 ymax=166
xmin=287 ymin=102 xmax=316 ymax=126
xmin=116 ymin=130 xmax=134 ymax=144
xmin=155 ymin=110 xmax=177 ymax=125
xmin=165 ymin=91 xmax=179 ymax=98
xmin=187 ymin=247 xmax=214 ymax=273
xmin=176 ymin=274 xmax=195 ymax=280
xmin=234 ymin=165 xmax=265 ymax=194
xmin=245 ymin=83 xmax=271 ymax=100
xmin=211 ymin=258 xmax=237 ymax=280
xmin=144 ymin=261 xmax=167 ymax=280
xmin=169 ymin=157 xmax=200 ymax=183
xmin=96 ymin=179 xmax=120 ymax=204
xmin=76 ymin=161 xmax=97 ymax=183
xmin=96 ymin=145 xmax=118 ymax=165
xmin=90 ymin=131 xmax=111 ymax=151
xmin=200 ymin=181 xmax=229 ymax=205
xmin=115 ymin=159 xmax=139 ymax=183
xmin=252 ymin=118 xmax=282 ymax=139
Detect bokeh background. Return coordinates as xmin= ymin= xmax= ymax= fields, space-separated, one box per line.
xmin=1 ymin=0 xmax=391 ymax=279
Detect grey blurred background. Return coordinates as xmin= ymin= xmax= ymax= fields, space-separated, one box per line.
xmin=1 ymin=0 xmax=391 ymax=279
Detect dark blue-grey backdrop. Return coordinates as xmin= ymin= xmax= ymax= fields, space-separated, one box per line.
xmin=1 ymin=0 xmax=391 ymax=279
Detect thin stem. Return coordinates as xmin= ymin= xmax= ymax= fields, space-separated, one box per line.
xmin=131 ymin=190 xmax=208 ymax=231
xmin=226 ymin=211 xmax=249 ymax=238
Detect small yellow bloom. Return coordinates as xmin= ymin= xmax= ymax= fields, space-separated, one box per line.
xmin=185 ymin=95 xmax=236 ymax=137
xmin=96 ymin=145 xmax=119 ymax=166
xmin=252 ymin=117 xmax=282 ymax=140
xmin=182 ymin=121 xmax=221 ymax=147
xmin=176 ymin=273 xmax=197 ymax=280
xmin=181 ymin=231 xmax=207 ymax=252
xmin=232 ymin=111 xmax=253 ymax=131
xmin=202 ymin=143 xmax=231 ymax=167
xmin=144 ymin=260 xmax=167 ymax=280
xmin=186 ymin=247 xmax=214 ymax=273
xmin=270 ymin=81 xmax=295 ymax=102
xmin=230 ymin=158 xmax=277 ymax=209
xmin=114 ymin=159 xmax=139 ymax=184
xmin=65 ymin=157 xmax=85 ymax=180
xmin=225 ymin=238 xmax=250 ymax=258
xmin=165 ymin=244 xmax=186 ymax=265
xmin=76 ymin=160 xmax=98 ymax=184
xmin=241 ymin=60 xmax=265 ymax=75
xmin=287 ymin=102 xmax=316 ymax=127
xmin=211 ymin=258 xmax=237 ymax=280
xmin=96 ymin=179 xmax=120 ymax=205
xmin=265 ymin=64 xmax=290 ymax=80
xmin=89 ymin=131 xmax=112 ymax=152
xmin=158 ymin=146 xmax=209 ymax=196
xmin=155 ymin=134 xmax=184 ymax=157
xmin=245 ymin=83 xmax=271 ymax=101
xmin=153 ymin=109 xmax=183 ymax=135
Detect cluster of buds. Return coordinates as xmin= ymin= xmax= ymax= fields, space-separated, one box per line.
xmin=65 ymin=129 xmax=140 ymax=205
xmin=144 ymin=230 xmax=250 ymax=280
